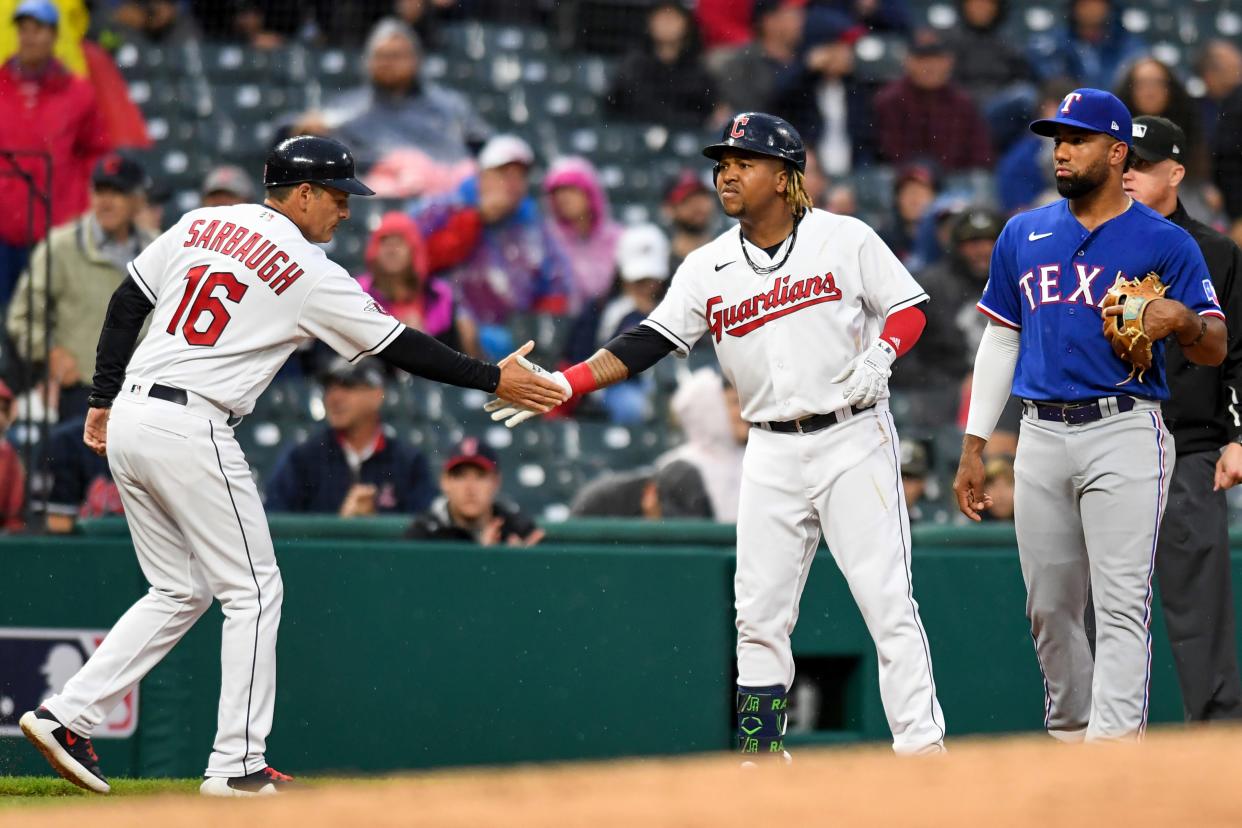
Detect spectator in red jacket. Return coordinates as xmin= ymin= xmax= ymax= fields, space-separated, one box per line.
xmin=0 ymin=380 xmax=24 ymax=532
xmin=412 ymin=135 xmax=570 ymax=360
xmin=0 ymin=0 xmax=111 ymax=306
xmin=872 ymin=29 xmax=993 ymax=171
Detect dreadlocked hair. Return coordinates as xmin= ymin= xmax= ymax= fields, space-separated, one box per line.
xmin=785 ymin=167 xmax=813 ymax=218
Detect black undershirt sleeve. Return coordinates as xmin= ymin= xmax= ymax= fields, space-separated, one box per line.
xmin=89 ymin=277 xmax=156 ymax=407
xmin=604 ymin=324 xmax=678 ymax=377
xmin=378 ymin=326 xmax=501 ymax=392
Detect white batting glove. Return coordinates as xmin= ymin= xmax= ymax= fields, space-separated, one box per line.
xmin=830 ymin=339 xmax=896 ymax=408
xmin=483 ymin=356 xmax=573 ymax=428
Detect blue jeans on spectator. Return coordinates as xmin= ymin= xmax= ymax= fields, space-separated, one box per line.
xmin=0 ymin=242 xmax=31 ymax=308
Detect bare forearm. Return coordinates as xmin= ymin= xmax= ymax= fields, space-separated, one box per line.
xmin=584 ymin=348 xmax=629 ymax=387
xmin=1179 ymin=313 xmax=1227 ymax=367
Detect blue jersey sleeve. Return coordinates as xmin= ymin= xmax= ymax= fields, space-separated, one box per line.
xmin=1159 ymin=234 xmax=1226 ymax=318
xmin=977 ymin=221 xmax=1022 ymax=329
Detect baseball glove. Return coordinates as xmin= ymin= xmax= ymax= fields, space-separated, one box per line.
xmin=1101 ymin=272 xmax=1168 ymax=385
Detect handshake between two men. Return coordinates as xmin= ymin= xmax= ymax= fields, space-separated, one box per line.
xmin=491 ymin=341 xmax=574 ymax=426
xmin=489 ymin=342 xmax=572 ymax=428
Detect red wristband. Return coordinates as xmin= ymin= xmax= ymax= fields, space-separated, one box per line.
xmin=562 ymin=362 xmax=599 ymax=396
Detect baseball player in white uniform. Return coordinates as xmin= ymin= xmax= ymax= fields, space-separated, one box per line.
xmin=19 ymin=136 xmax=566 ymax=796
xmin=490 ymin=113 xmax=946 ymax=757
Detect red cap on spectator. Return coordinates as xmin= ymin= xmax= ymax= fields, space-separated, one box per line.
xmin=0 ymin=379 xmax=12 ymax=402
xmin=663 ymin=170 xmax=713 ymax=207
xmin=444 ymin=437 xmax=498 ymax=473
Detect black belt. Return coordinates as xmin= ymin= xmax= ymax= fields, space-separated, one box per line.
xmin=755 ymin=405 xmax=871 ymax=434
xmin=148 ymin=383 xmax=188 ymax=406
xmin=1028 ymin=396 xmax=1136 ymax=425
xmin=149 ymin=383 xmax=241 ymax=426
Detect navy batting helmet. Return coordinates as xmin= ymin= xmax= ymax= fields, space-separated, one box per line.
xmin=703 ymin=112 xmax=806 ymax=173
xmin=263 ymin=135 xmax=375 ymax=196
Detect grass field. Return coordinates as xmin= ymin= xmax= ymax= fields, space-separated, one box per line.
xmin=3 ymin=728 xmax=1242 ymax=827
xmin=0 ymin=776 xmax=202 ymax=805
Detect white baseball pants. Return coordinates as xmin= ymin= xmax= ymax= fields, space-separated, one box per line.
xmin=734 ymin=404 xmax=946 ymax=754
xmin=43 ymin=380 xmax=282 ymax=777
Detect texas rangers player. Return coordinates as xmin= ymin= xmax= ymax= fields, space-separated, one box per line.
xmin=953 ymin=89 xmax=1226 ymax=741
xmin=492 ymin=113 xmax=946 ymax=757
xmin=19 ymin=135 xmax=565 ymax=796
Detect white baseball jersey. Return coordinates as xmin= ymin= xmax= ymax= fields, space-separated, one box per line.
xmin=643 ymin=208 xmax=928 ymax=423
xmin=124 ymin=204 xmax=405 ymax=416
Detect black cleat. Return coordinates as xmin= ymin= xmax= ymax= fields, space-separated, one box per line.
xmin=200 ymin=766 xmax=296 ymax=797
xmin=19 ymin=707 xmax=110 ymax=794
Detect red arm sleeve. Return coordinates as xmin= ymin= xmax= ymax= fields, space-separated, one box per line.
xmin=879 ymin=305 xmax=926 ymax=358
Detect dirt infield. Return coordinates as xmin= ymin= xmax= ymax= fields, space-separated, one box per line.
xmin=5 ymin=727 xmax=1242 ymax=827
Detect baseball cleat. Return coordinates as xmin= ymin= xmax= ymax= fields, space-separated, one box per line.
xmin=19 ymin=707 xmax=111 ymax=794
xmin=200 ymin=766 xmax=295 ymax=797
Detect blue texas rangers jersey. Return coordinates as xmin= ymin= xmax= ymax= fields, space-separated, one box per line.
xmin=978 ymin=199 xmax=1224 ymax=401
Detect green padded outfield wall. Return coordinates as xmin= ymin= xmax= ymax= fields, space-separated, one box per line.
xmin=0 ymin=521 xmax=1233 ymax=777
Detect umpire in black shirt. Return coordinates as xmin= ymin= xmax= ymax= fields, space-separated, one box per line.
xmin=1123 ymin=115 xmax=1242 ymax=720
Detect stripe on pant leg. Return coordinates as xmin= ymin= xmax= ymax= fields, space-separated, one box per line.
xmin=881 ymin=412 xmax=945 ymax=741
xmin=1139 ymin=412 xmax=1167 ymax=735
xmin=209 ymin=421 xmax=263 ymax=776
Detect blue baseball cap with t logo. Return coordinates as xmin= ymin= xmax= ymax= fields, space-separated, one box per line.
xmin=1030 ymin=88 xmax=1132 ymax=145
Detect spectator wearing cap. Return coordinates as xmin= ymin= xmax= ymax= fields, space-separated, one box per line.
xmin=0 ymin=380 xmax=24 ymax=532
xmin=413 ymin=134 xmax=571 ymax=360
xmin=996 ymin=80 xmax=1077 ymax=212
xmin=771 ymin=8 xmax=873 ymax=177
xmin=8 ymin=153 xmax=154 ymax=421
xmin=899 ymin=439 xmax=945 ymax=525
xmin=598 ymin=224 xmax=671 ymax=424
xmin=264 ymin=359 xmax=436 ymax=517
xmin=893 ymin=207 xmax=1002 ymax=410
xmin=43 ymin=413 xmax=123 ymax=534
xmin=662 ymin=170 xmax=720 ymax=271
xmin=200 ymin=164 xmax=256 ymax=208
xmin=406 ymin=438 xmax=542 ymax=546
xmin=0 ymin=0 xmax=112 ymax=305
xmin=606 ymin=2 xmax=721 ymax=129
xmin=1123 ymin=114 xmax=1242 ymax=721
xmin=980 ymin=456 xmax=1015 ymax=522
xmin=713 ymin=0 xmax=807 ymax=114
xmin=872 ymin=29 xmax=993 ymax=171
xmin=542 ymin=157 xmax=623 ymax=314
xmin=356 ymin=211 xmax=470 ymax=354
xmin=1027 ymin=0 xmax=1146 ymax=90
xmin=289 ymin=18 xmax=490 ymax=176
xmin=878 ymin=162 xmax=939 ymax=264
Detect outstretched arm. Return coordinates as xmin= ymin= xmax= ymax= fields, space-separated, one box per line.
xmin=489 ymin=325 xmax=678 ymax=427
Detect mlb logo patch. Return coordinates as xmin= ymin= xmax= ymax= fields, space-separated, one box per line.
xmin=1204 ymin=278 xmax=1220 ymax=307
xmin=0 ymin=628 xmax=138 ymax=738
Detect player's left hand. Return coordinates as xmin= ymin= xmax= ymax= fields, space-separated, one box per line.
xmin=83 ymin=406 xmax=110 ymax=457
xmin=1215 ymin=442 xmax=1242 ymax=491
xmin=831 ymin=339 xmax=896 ymax=408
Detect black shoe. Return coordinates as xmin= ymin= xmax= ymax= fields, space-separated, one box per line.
xmin=19 ymin=707 xmax=110 ymax=794
xmin=200 ymin=766 xmax=296 ymax=797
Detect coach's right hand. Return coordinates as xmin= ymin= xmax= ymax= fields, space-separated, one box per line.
xmin=83 ymin=407 xmax=110 ymax=457
xmin=494 ymin=341 xmax=569 ymax=413
xmin=952 ymin=435 xmax=993 ymax=521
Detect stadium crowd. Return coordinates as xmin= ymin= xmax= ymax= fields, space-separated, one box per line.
xmin=3 ymin=0 xmax=1242 ymax=536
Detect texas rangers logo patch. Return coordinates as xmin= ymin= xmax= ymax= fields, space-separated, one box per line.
xmin=1203 ymin=278 xmax=1221 ymax=307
